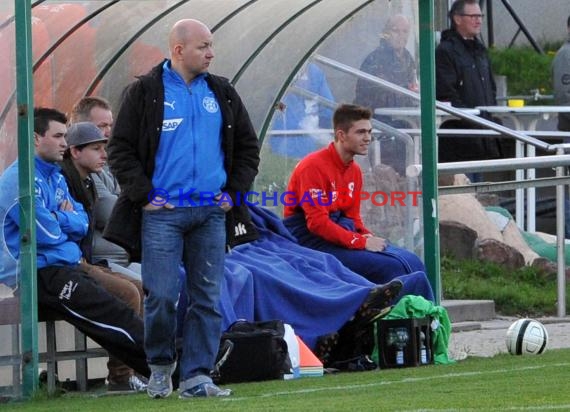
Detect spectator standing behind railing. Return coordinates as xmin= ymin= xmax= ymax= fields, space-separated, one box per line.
xmin=354 ymin=14 xmax=418 ymax=175
xmin=552 ymin=15 xmax=570 ymax=238
xmin=435 ymin=0 xmax=503 ymax=177
xmin=355 ymin=14 xmax=417 ymax=114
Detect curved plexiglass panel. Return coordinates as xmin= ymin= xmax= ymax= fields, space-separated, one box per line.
xmin=0 ymin=1 xmax=425 ymax=395
xmin=2 ymin=0 xmax=425 ymax=264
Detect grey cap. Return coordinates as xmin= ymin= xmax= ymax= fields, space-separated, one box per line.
xmin=66 ymin=122 xmax=107 ymax=147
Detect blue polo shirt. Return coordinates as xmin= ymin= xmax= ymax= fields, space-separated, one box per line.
xmin=153 ymin=60 xmax=226 ymax=206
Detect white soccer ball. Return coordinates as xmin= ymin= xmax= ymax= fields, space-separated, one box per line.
xmin=505 ymin=318 xmax=548 ymax=355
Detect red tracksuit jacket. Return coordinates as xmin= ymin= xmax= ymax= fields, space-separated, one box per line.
xmin=284 ymin=143 xmax=371 ymax=249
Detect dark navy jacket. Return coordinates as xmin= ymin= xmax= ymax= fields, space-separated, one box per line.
xmin=436 ymin=29 xmax=502 ymax=161
xmin=436 ymin=28 xmax=496 ymax=109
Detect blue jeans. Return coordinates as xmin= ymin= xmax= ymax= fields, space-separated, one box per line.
xmin=141 ymin=206 xmax=226 ymax=386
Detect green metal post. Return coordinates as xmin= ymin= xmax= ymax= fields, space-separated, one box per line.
xmin=15 ymin=0 xmax=39 ymax=397
xmin=418 ymin=0 xmax=442 ymax=304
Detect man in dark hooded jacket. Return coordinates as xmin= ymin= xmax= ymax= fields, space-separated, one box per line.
xmin=436 ymin=0 xmax=503 ymax=167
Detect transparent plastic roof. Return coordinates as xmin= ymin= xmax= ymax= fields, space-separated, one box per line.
xmin=1 ymin=0 xmax=424 ymax=252
xmin=1 ymin=0 xmax=419 ymax=130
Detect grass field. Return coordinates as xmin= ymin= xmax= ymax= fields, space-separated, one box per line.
xmin=441 ymin=256 xmax=570 ymax=317
xmin=5 ymin=348 xmax=570 ymax=411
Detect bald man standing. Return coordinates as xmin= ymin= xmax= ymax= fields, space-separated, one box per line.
xmin=107 ymin=19 xmax=259 ymax=399
xmin=355 ymin=14 xmax=417 ymax=112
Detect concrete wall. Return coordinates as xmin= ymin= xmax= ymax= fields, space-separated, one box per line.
xmin=483 ymin=0 xmax=569 ymax=49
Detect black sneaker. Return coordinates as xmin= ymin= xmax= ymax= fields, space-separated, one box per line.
xmin=353 ymin=279 xmax=403 ymax=326
xmin=330 ymin=355 xmax=377 ymax=372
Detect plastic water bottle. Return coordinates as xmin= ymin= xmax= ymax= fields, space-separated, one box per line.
xmin=394 ymin=327 xmax=409 ymax=366
xmin=420 ymin=331 xmax=429 ymax=364
xmin=396 ymin=348 xmax=404 ymax=366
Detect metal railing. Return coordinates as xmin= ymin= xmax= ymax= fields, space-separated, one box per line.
xmin=313 ymin=53 xmax=568 ymax=316
xmin=424 ymin=151 xmax=570 ymax=317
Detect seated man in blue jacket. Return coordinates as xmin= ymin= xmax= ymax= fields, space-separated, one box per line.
xmin=0 ymin=107 xmax=149 ymax=382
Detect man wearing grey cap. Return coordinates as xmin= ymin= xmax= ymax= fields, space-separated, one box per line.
xmin=68 ymin=97 xmax=130 ymax=268
xmin=60 ymin=121 xmax=147 ymax=393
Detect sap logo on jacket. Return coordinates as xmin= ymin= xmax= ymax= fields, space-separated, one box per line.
xmin=162 ymin=118 xmax=183 ymax=131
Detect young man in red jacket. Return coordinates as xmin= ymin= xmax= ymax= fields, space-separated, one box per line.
xmin=284 ymin=104 xmax=434 ymax=302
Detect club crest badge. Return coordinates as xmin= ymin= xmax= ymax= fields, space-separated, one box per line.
xmin=203 ymin=96 xmax=219 ymax=113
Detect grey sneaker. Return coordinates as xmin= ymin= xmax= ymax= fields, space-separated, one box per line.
xmin=147 ymin=363 xmax=176 ymax=399
xmin=107 ymin=374 xmax=148 ymax=393
xmin=179 ymin=382 xmax=232 ymax=398
xmin=128 ymin=375 xmax=148 ymax=393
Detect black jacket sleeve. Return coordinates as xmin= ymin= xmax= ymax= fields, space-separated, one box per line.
xmin=225 ymin=86 xmax=260 ymax=196
xmin=435 ymin=43 xmax=468 ymax=107
xmin=107 ymin=81 xmax=156 ymax=207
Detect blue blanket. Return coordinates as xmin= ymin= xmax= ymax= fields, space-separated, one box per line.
xmin=183 ymin=205 xmax=372 ymax=349
xmin=223 ymin=206 xmax=374 ymax=348
xmin=284 ymin=212 xmax=435 ymax=302
xmin=179 ymin=206 xmax=430 ymax=350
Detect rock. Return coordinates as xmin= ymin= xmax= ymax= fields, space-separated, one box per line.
xmin=439 ymin=193 xmax=503 ymax=242
xmin=475 ymin=193 xmax=500 ymax=207
xmin=438 ymin=174 xmax=455 ymax=187
xmin=531 ymin=257 xmax=570 ymax=281
xmin=439 ymin=220 xmax=478 ymax=260
xmin=476 ymin=238 xmax=525 ymax=269
xmin=360 ymin=164 xmax=406 ymax=241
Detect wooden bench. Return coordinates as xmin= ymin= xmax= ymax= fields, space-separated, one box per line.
xmin=0 ymin=296 xmax=108 ymax=395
